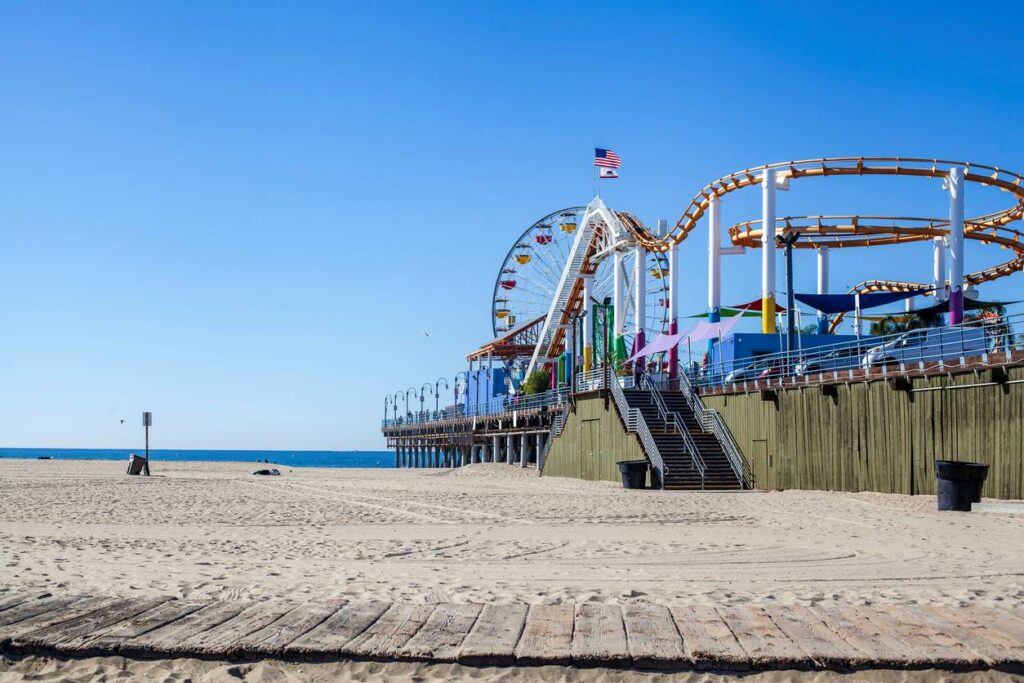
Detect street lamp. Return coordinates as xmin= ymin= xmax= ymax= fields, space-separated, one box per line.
xmin=405 ymin=387 xmax=418 ymax=420
xmin=776 ymin=230 xmax=801 ymax=354
xmin=420 ymin=382 xmax=433 ymax=419
xmin=394 ymin=391 xmax=405 ymax=423
xmin=384 ymin=395 xmax=392 ymax=423
xmin=434 ymin=377 xmax=449 ymax=414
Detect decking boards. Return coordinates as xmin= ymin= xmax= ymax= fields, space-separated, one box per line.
xmin=2 ymin=591 xmax=1023 ymax=673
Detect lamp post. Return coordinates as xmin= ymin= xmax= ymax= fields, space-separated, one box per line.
xmin=405 ymin=387 xmax=418 ymax=421
xmin=392 ymin=391 xmax=402 ymax=423
xmin=434 ymin=377 xmax=449 ymax=414
xmin=776 ymin=230 xmax=801 ymax=354
xmin=420 ymin=382 xmax=433 ymax=420
xmin=384 ymin=396 xmax=391 ymax=423
xmin=469 ymin=372 xmax=480 ymax=416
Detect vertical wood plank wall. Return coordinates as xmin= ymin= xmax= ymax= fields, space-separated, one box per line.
xmin=703 ymin=367 xmax=1024 ymax=499
xmin=542 ymin=391 xmax=648 ymax=484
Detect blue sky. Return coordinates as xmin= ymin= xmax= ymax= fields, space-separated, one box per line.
xmin=2 ymin=2 xmax=1023 ymax=450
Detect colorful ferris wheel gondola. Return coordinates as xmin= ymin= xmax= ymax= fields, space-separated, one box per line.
xmin=559 ymin=212 xmax=577 ymax=233
xmin=535 ymin=223 xmax=553 ymax=245
xmin=514 ymin=242 xmax=532 ymax=264
xmin=650 ymin=266 xmax=668 ymax=279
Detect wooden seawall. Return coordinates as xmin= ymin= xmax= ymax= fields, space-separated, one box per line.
xmin=3 ymin=591 xmax=1024 ymax=672
xmin=704 ymin=365 xmax=1024 ymax=498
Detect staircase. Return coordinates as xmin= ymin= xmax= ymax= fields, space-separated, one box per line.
xmin=621 ymin=387 xmax=744 ymax=490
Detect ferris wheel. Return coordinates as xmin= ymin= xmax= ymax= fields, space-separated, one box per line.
xmin=491 ymin=206 xmax=671 ymax=357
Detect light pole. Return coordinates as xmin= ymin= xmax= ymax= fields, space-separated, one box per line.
xmin=396 ymin=391 xmax=407 ymax=423
xmin=434 ymin=377 xmax=449 ymax=414
xmin=420 ymin=382 xmax=433 ymax=420
xmin=405 ymin=387 xmax=418 ymax=420
xmin=776 ymin=231 xmax=801 ymax=354
xmin=384 ymin=395 xmax=391 ymax=423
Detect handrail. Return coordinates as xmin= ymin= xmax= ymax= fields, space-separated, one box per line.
xmin=607 ymin=371 xmax=666 ymax=488
xmin=537 ymin=410 xmax=565 ymax=472
xmin=675 ymin=371 xmax=753 ymax=489
xmin=640 ymin=373 xmax=706 ymax=489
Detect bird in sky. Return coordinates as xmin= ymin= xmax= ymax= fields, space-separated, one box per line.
xmin=120 ymin=419 xmax=125 ymax=424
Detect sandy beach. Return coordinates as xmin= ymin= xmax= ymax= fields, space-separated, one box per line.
xmin=3 ymin=459 xmax=1024 ymax=681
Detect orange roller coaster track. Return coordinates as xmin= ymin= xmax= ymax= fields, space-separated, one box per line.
xmin=625 ymin=157 xmax=1024 ymax=253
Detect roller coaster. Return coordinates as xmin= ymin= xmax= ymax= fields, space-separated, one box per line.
xmin=479 ymin=157 xmax=1024 ymax=388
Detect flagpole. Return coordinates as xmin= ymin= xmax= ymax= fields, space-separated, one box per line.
xmin=593 ymin=161 xmax=598 ymax=198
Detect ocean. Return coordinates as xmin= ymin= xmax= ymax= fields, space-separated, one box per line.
xmin=0 ymin=448 xmax=394 ymax=468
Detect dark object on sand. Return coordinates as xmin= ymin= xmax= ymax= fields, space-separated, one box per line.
xmin=616 ymin=460 xmax=648 ymax=490
xmin=127 ymin=454 xmax=150 ymax=476
xmin=37 ymin=456 xmax=53 ymax=460
xmin=935 ymin=460 xmax=989 ymax=511
xmin=253 ymin=468 xmax=281 ymax=476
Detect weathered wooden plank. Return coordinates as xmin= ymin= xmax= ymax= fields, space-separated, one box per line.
xmin=0 ymin=591 xmax=51 ymax=613
xmin=0 ymin=595 xmax=74 ymax=629
xmin=14 ymin=598 xmax=169 ymax=651
xmin=570 ymin=603 xmax=627 ymax=665
xmin=0 ymin=596 xmax=78 ymax=629
xmin=119 ymin=601 xmax=247 ymax=658
xmin=853 ymin=605 xmax=982 ymax=668
xmin=401 ymin=603 xmax=482 ymax=661
xmin=764 ymin=604 xmax=858 ymax=668
xmin=232 ymin=599 xmax=345 ymax=657
xmin=80 ymin=600 xmax=209 ymax=654
xmin=457 ymin=602 xmax=528 ymax=666
xmin=913 ymin=606 xmax=1010 ymax=665
xmin=622 ymin=602 xmax=684 ymax=669
xmin=183 ymin=601 xmax=295 ymax=656
xmin=809 ymin=605 xmax=914 ymax=667
xmin=932 ymin=605 xmax=1024 ymax=665
xmin=717 ymin=606 xmax=810 ymax=669
xmin=344 ymin=603 xmax=435 ymax=658
xmin=0 ymin=597 xmax=120 ymax=643
xmin=285 ymin=600 xmax=389 ymax=658
xmin=670 ymin=604 xmax=748 ymax=670
xmin=514 ymin=604 xmax=574 ymax=665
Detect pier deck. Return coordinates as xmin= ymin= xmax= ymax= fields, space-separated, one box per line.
xmin=3 ymin=591 xmax=1024 ymax=672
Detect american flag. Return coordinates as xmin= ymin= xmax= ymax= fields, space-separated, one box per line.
xmin=594 ymin=148 xmax=621 ymax=169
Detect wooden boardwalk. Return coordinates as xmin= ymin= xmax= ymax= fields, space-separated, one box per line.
xmin=2 ymin=591 xmax=1024 ymax=672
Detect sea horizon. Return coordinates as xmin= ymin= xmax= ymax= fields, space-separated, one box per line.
xmin=0 ymin=447 xmax=395 ymax=468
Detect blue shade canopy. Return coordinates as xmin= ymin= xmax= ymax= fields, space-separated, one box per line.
xmin=794 ymin=291 xmax=924 ymax=314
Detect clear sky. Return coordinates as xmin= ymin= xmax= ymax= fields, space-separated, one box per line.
xmin=2 ymin=2 xmax=1023 ymax=450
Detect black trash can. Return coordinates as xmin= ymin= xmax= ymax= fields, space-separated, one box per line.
xmin=616 ymin=460 xmax=649 ymax=489
xmin=934 ymin=460 xmax=989 ymax=511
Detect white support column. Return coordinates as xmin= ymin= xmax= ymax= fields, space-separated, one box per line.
xmin=506 ymin=434 xmax=514 ymax=465
xmin=491 ymin=436 xmax=499 ymax=463
xmin=633 ymin=243 xmax=646 ymax=369
xmin=582 ymin=275 xmax=594 ymax=372
xmin=668 ymin=221 xmax=680 ymax=380
xmin=816 ymin=247 xmax=829 ymax=334
xmin=519 ymin=434 xmax=528 ymax=467
xmin=761 ymin=168 xmax=777 ymax=334
xmin=708 ymin=193 xmax=722 ymax=324
xmin=933 ymin=236 xmax=947 ymax=299
xmin=947 ymin=167 xmax=965 ymax=325
xmin=613 ymin=250 xmax=626 ymax=365
xmin=535 ymin=432 xmax=545 ymax=471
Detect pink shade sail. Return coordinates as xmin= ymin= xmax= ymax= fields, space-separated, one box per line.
xmin=625 ymin=327 xmax=693 ymax=363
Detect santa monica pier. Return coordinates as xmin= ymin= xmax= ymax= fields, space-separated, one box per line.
xmin=382 ymin=157 xmax=1024 ymax=498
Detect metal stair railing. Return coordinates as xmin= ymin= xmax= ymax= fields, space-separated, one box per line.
xmin=640 ymin=373 xmax=706 ymax=490
xmin=537 ymin=409 xmax=565 ymax=472
xmin=606 ymin=372 xmax=667 ymax=488
xmin=677 ymin=370 xmax=754 ymax=489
